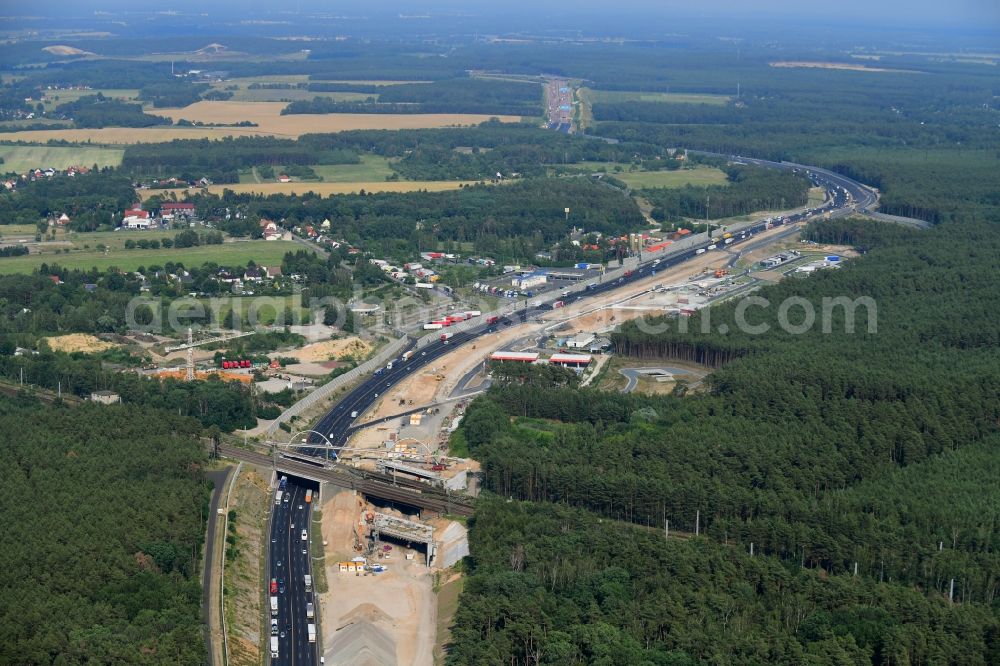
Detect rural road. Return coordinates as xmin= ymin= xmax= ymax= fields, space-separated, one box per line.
xmin=202 ymin=466 xmax=233 ymax=666
xmin=619 ymin=367 xmax=692 ymax=393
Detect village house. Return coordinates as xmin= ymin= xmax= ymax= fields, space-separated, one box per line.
xmin=123 ymin=207 xmax=152 ymax=230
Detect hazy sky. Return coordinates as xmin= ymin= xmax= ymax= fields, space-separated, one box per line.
xmin=12 ymin=0 xmax=1000 ymax=32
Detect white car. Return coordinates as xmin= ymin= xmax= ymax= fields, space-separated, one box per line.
xmin=301 ymin=530 xmax=308 ymax=541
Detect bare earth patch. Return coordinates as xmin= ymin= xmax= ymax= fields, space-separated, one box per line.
xmin=43 ymin=333 xmax=117 ymax=353
xmin=770 ymin=61 xmax=922 ymax=74
xmin=284 ymin=337 xmax=373 ymax=364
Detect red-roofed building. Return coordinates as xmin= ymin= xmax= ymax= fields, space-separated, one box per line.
xmin=161 ymin=202 xmax=195 ymax=219
xmin=123 ymin=207 xmax=152 ymax=229
xmin=549 ymin=353 xmax=592 ymax=366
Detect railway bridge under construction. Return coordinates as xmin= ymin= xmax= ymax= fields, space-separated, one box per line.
xmin=217 ymin=444 xmax=475 ymax=517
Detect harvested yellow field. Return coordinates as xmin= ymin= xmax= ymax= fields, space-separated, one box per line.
xmin=0 ymin=106 xmax=520 ymax=144
xmin=153 ymin=101 xmax=522 ymax=135
xmin=43 ymin=334 xmax=117 ymax=354
xmin=0 ymin=127 xmax=266 ymax=144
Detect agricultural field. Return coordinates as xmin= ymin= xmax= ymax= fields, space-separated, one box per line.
xmin=564 ymin=163 xmax=729 ymax=189
xmin=194 ymin=180 xmax=475 ymax=196
xmin=582 ymin=88 xmax=731 ymax=105
xmin=212 ymin=77 xmax=373 ymax=103
xmin=0 ymin=144 xmax=124 ymax=173
xmin=309 ymin=156 xmax=396 ymax=182
xmin=36 ymin=228 xmax=192 ymax=253
xmin=0 ymin=224 xmax=42 ymax=237
xmin=0 ymin=239 xmax=305 ymax=275
xmin=0 ymin=102 xmax=521 ymax=143
xmin=40 ymin=88 xmax=139 ymax=110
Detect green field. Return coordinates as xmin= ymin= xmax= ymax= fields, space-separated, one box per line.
xmin=39 ymin=228 xmax=198 ymax=253
xmin=0 ymin=224 xmax=39 ymax=237
xmin=0 ymin=240 xmax=308 ymax=275
xmin=309 ymin=156 xmax=396 ymax=182
xmin=565 ymin=164 xmax=729 ymax=188
xmin=41 ymin=88 xmax=139 ymax=110
xmin=585 ymin=88 xmax=731 ymax=105
xmin=212 ymin=76 xmax=376 ymax=103
xmin=0 ymin=145 xmax=124 ymax=173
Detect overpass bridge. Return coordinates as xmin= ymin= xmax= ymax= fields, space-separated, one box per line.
xmin=217 ymin=444 xmax=475 ymax=516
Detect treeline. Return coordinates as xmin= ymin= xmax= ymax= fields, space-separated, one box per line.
xmin=0 ymin=351 xmax=256 ymax=430
xmin=643 ymin=164 xmax=810 ymax=221
xmin=138 ymin=81 xmax=210 ymax=108
xmin=192 ymin=178 xmax=643 ymax=260
xmin=283 ymin=78 xmax=541 ymax=116
xmin=0 ymin=396 xmax=208 ymax=664
xmin=589 ymin=62 xmax=1000 ymax=225
xmin=53 ymin=94 xmax=170 ymax=128
xmin=0 ymin=169 xmax=136 ymax=229
xmin=121 ymin=122 xmax=660 ymax=182
xmin=451 ymin=216 xmax=1000 ymax=662
xmin=121 ymin=136 xmax=359 ymax=181
xmin=450 ymin=497 xmax=1000 ymax=665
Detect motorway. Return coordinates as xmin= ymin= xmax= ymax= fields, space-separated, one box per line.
xmin=250 ymin=154 xmax=879 ymax=664
xmin=300 ymin=154 xmax=870 ymax=457
xmin=268 ymin=480 xmax=317 ymax=666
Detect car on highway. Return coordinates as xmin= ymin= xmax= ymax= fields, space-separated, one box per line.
xmin=301 ymin=529 xmax=308 ymax=541
xmin=298 ymin=504 xmax=303 ymax=510
xmin=278 ymin=579 xmax=285 ymax=593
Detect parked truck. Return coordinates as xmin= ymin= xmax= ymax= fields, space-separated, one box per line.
xmin=270 ymin=636 xmax=279 ymax=658
xmin=423 ymin=323 xmax=443 ymax=330
xmin=270 ymin=595 xmax=278 ymax=616
xmin=307 ymin=624 xmax=316 ymax=643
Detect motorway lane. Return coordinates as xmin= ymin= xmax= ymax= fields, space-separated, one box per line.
xmin=269 ymin=482 xmax=316 ymax=666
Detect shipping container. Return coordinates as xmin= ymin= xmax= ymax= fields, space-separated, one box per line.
xmin=464 ymin=310 xmax=482 ymax=317
xmin=423 ymin=323 xmax=443 ymax=330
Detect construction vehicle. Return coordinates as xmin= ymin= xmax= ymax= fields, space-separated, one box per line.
xmin=714 ymin=269 xmax=728 ymax=278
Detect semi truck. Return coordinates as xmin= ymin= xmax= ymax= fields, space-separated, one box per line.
xmin=307 ymin=602 xmax=315 ymax=619
xmin=305 ymin=489 xmax=313 ymax=504
xmin=270 ymin=595 xmax=278 ymax=616
xmin=402 ymin=350 xmax=414 ymax=362
xmin=279 ymin=476 xmax=287 ymax=490
xmin=274 ymin=490 xmax=283 ymax=506
xmin=270 ymin=636 xmax=279 ymax=658
xmin=304 ymin=574 xmax=312 ymax=592
xmin=486 ymin=315 xmax=499 ymax=325
xmin=308 ymin=624 xmax=317 ymax=643
xmin=423 ymin=323 xmax=443 ymax=330
xmin=440 ymin=332 xmax=453 ymax=342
